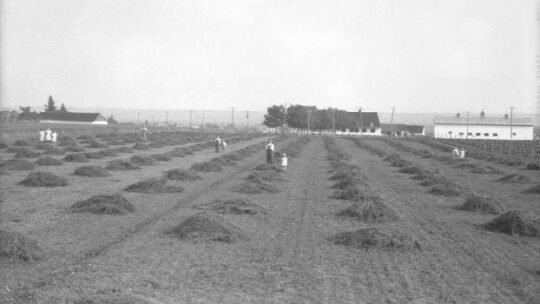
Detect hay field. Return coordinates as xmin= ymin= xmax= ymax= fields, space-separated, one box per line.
xmin=1 ymin=134 xmax=539 ymax=303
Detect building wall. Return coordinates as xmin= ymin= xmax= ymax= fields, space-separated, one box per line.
xmin=336 ymin=128 xmax=382 ymax=136
xmin=434 ymin=124 xmax=533 ymax=140
xmin=40 ymin=120 xmax=108 ymax=125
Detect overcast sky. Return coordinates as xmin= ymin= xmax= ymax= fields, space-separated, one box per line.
xmin=1 ymin=0 xmax=538 ymax=114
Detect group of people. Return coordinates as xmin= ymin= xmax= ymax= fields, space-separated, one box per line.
xmin=452 ymin=147 xmax=466 ymax=159
xmin=39 ymin=128 xmax=58 ymax=143
xmin=214 ymin=136 xmax=227 ymax=153
xmin=265 ymin=138 xmax=287 ymax=169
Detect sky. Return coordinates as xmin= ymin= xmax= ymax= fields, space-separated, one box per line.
xmin=1 ymin=0 xmax=538 ymax=115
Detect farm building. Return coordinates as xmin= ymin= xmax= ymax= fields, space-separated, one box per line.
xmin=337 ymin=112 xmax=381 ymax=136
xmin=433 ymin=112 xmax=534 ymax=140
xmin=381 ymin=124 xmax=425 ymax=137
xmin=39 ymin=112 xmax=108 ymax=125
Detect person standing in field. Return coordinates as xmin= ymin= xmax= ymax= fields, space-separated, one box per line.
xmin=459 ymin=148 xmax=466 ymax=159
xmin=281 ymin=152 xmax=288 ymax=170
xmin=51 ymin=130 xmax=58 ymax=143
xmin=265 ymin=139 xmax=275 ymax=164
xmin=221 ymin=139 xmax=227 ymax=153
xmin=452 ymin=147 xmax=459 ymax=159
xmin=44 ymin=128 xmax=52 ymax=142
xmin=39 ymin=129 xmax=45 ymax=142
xmin=140 ymin=126 xmax=148 ymax=143
xmin=215 ymin=135 xmax=221 ymax=153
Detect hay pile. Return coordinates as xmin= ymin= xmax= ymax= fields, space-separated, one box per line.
xmin=63 ymin=146 xmax=85 ymax=152
xmin=130 ymin=155 xmax=155 ymax=166
xmin=99 ymin=149 xmax=118 ymax=157
xmin=456 ymin=194 xmax=503 ymax=214
xmin=165 ymin=212 xmax=247 ymax=242
xmin=33 ymin=143 xmax=54 ymax=150
xmin=58 ymin=137 xmax=77 ymax=147
xmin=495 ymin=174 xmax=533 ymax=184
xmin=470 ymin=166 xmax=503 ymax=174
xmin=43 ymin=147 xmax=65 ymax=155
xmin=85 ymin=140 xmax=107 ymax=149
xmin=398 ymin=166 xmax=423 ymax=175
xmin=428 ymin=183 xmax=461 ymax=197
xmin=245 ymin=170 xmax=283 ymax=182
xmin=0 ymin=159 xmax=35 ymax=171
xmin=19 ymin=172 xmax=67 ymax=187
xmin=6 ymin=147 xmax=31 ymax=154
xmin=525 ymin=163 xmax=539 ymax=170
xmin=483 ymin=210 xmax=538 ymax=237
xmin=0 ymin=142 xmax=7 ymax=149
xmin=70 ymin=194 xmax=135 ymax=215
xmin=35 ymin=157 xmax=63 ymax=166
xmin=105 ymin=159 xmax=139 ymax=170
xmin=84 ymin=152 xmax=104 ymax=159
xmin=124 ymin=178 xmax=184 ymax=193
xmin=231 ymin=180 xmax=279 ymax=194
xmin=191 ymin=160 xmax=223 ymax=172
xmin=0 ymin=229 xmax=42 ymax=261
xmin=132 ymin=143 xmax=150 ymax=150
xmin=114 ymin=147 xmax=135 ymax=154
xmin=330 ymin=227 xmax=420 ymax=250
xmin=198 ymin=199 xmax=266 ymax=215
xmin=63 ymin=153 xmax=88 ymax=162
xmin=337 ymin=199 xmax=398 ymax=222
xmin=164 ymin=168 xmax=201 ymax=181
xmin=14 ymin=148 xmax=41 ymax=159
xmin=73 ymin=166 xmax=111 ymax=177
xmin=13 ymin=140 xmax=31 ymax=146
xmin=253 ymin=163 xmax=283 ymax=172
xmin=525 ymin=184 xmax=540 ymax=194
xmin=150 ymin=153 xmax=172 ymax=161
xmin=383 ymin=153 xmax=402 ymax=163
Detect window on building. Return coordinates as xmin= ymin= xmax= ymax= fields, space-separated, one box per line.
xmin=362 ymin=128 xmax=367 ymax=133
xmin=370 ymin=128 xmax=375 ymax=133
xmin=493 ymin=133 xmax=498 ymax=137
xmin=512 ymin=132 xmax=516 ymax=136
xmin=448 ymin=131 xmax=452 ymax=134
xmin=475 ymin=133 xmax=481 ymax=136
xmin=459 ymin=132 xmax=464 ymax=136
xmin=484 ymin=133 xmax=489 ymax=136
xmin=467 ymin=132 xmax=472 ymax=136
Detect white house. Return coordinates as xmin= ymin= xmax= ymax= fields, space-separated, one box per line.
xmin=433 ymin=112 xmax=534 ymax=140
xmin=335 ymin=112 xmax=382 ymax=136
xmin=40 ymin=112 xmax=108 ymax=125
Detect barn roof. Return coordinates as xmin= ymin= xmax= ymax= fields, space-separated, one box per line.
xmin=40 ymin=111 xmax=105 ymax=122
xmin=405 ymin=125 xmax=424 ymax=133
xmin=346 ymin=112 xmax=380 ymax=128
xmin=434 ymin=116 xmax=534 ymax=126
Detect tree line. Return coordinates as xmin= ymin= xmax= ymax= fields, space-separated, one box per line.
xmin=263 ymin=104 xmax=359 ymax=132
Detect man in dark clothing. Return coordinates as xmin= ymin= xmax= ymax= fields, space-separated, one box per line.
xmin=265 ymin=139 xmax=275 ymax=164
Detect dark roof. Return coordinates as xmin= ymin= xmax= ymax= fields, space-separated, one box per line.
xmin=40 ymin=112 xmax=105 ymax=122
xmin=405 ymin=125 xmax=424 ymax=133
xmin=346 ymin=112 xmax=380 ymax=128
xmin=380 ymin=124 xmax=424 ymax=134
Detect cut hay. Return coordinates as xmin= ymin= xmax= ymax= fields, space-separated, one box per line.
xmin=524 ymin=184 xmax=540 ymax=194
xmin=383 ymin=153 xmax=402 ymax=163
xmin=84 ymin=151 xmax=104 ymax=159
xmin=245 ymin=170 xmax=283 ymax=182
xmin=164 ymin=168 xmax=201 ymax=181
xmin=6 ymin=147 xmax=31 ymax=154
xmin=73 ymin=166 xmax=111 ymax=177
xmin=0 ymin=142 xmax=7 ymax=149
xmin=456 ymin=194 xmax=503 ymax=214
xmin=197 ymin=199 xmax=266 ymax=215
xmin=63 ymin=153 xmax=88 ymax=162
xmin=0 ymin=229 xmax=42 ymax=261
xmin=495 ymin=174 xmax=533 ymax=184
xmin=0 ymin=159 xmax=36 ymax=171
xmin=33 ymin=143 xmax=55 ymax=150
xmin=98 ymin=149 xmax=119 ymax=157
xmin=470 ymin=166 xmax=503 ymax=174
xmin=398 ymin=166 xmax=422 ymax=175
xmin=525 ymin=163 xmax=539 ymax=170
xmin=70 ymin=194 xmax=135 ymax=215
xmin=332 ymin=185 xmax=370 ymax=201
xmin=132 ymin=143 xmax=150 ymax=150
xmin=330 ymin=227 xmax=420 ymax=250
xmin=124 ymin=178 xmax=184 ymax=193
xmin=13 ymin=148 xmax=41 ymax=159
xmin=129 ymin=155 xmax=155 ymax=166
xmin=165 ymin=212 xmax=247 ymax=242
xmin=483 ymin=210 xmax=538 ymax=237
xmin=34 ymin=157 xmax=63 ymax=166
xmin=253 ymin=163 xmax=283 ymax=172
xmin=85 ymin=140 xmax=107 ymax=149
xmin=62 ymin=146 xmax=85 ymax=152
xmin=13 ymin=140 xmax=30 ymax=146
xmin=150 ymin=153 xmax=172 ymax=161
xmin=428 ymin=184 xmax=461 ymax=197
xmin=390 ymin=158 xmax=411 ymax=168
xmin=43 ymin=147 xmax=65 ymax=155
xmin=337 ymin=199 xmax=398 ymax=222
xmin=191 ymin=160 xmax=223 ymax=172
xmin=231 ymin=180 xmax=279 ymax=194
xmin=105 ymin=159 xmax=139 ymax=170
xmin=114 ymin=146 xmax=135 ymax=154
xmin=19 ymin=171 xmax=67 ymax=187
xmin=58 ymin=137 xmax=77 ymax=146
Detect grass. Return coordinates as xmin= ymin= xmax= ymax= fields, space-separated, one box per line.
xmin=0 ymin=159 xmax=36 ymax=170
xmin=0 ymin=229 xmax=42 ymax=261
xmin=105 ymin=159 xmax=139 ymax=170
xmin=124 ymin=178 xmax=184 ymax=193
xmin=73 ymin=165 xmax=111 ymax=177
xmin=129 ymin=155 xmax=155 ymax=166
xmin=330 ymin=227 xmax=420 ymax=251
xmin=164 ymin=168 xmax=201 ymax=181
xmin=197 ymin=199 xmax=267 ymax=215
xmin=63 ymin=153 xmax=88 ymax=162
xmin=231 ymin=180 xmax=280 ymax=194
xmin=34 ymin=157 xmax=63 ymax=166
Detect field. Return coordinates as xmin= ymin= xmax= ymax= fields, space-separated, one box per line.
xmin=1 ymin=132 xmax=539 ymax=303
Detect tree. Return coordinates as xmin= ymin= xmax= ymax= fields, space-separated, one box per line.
xmin=44 ymin=95 xmax=57 ymax=112
xmin=263 ymin=105 xmax=286 ymax=131
xmin=107 ymin=115 xmax=118 ymax=124
xmin=60 ymin=103 xmax=67 ymax=112
xmin=19 ymin=106 xmax=31 ymax=113
xmin=18 ymin=106 xmax=39 ymax=121
xmin=286 ymin=105 xmax=318 ymax=130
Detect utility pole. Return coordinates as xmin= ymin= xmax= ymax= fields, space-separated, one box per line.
xmin=332 ymin=109 xmax=336 ymax=135
xmin=307 ymin=109 xmax=311 ymax=134
xmin=466 ymin=111 xmax=469 ymax=140
xmin=189 ymin=110 xmax=193 ymax=129
xmin=510 ymin=107 xmax=514 ymax=140
xmin=231 ymin=107 xmax=234 ymax=129
xmin=359 ymin=107 xmax=363 ymax=135
xmin=246 ymin=111 xmax=249 ymax=130
xmin=390 ymin=106 xmax=395 ymax=137
xmin=202 ymin=111 xmax=205 ymax=133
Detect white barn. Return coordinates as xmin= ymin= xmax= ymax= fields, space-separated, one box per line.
xmin=434 ymin=113 xmax=534 ymax=140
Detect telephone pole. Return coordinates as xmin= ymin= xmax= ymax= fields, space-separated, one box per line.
xmin=359 ymin=107 xmax=363 ymax=135
xmin=231 ymin=107 xmax=234 ymax=128
xmin=307 ymin=109 xmax=311 ymax=133
xmin=390 ymin=106 xmax=395 ymax=136
xmin=332 ymin=109 xmax=336 ymax=135
xmin=246 ymin=111 xmax=249 ymax=130
xmin=510 ymin=107 xmax=514 ymax=140
xmin=202 ymin=111 xmax=205 ymax=133
xmin=189 ymin=110 xmax=193 ymax=129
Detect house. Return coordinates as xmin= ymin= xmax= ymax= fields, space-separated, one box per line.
xmin=337 ymin=112 xmax=381 ymax=136
xmin=39 ymin=112 xmax=108 ymax=125
xmin=381 ymin=124 xmax=425 ymax=137
xmin=433 ymin=112 xmax=534 ymax=140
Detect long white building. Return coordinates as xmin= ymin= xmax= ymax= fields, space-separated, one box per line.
xmin=433 ymin=112 xmax=535 ymax=140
